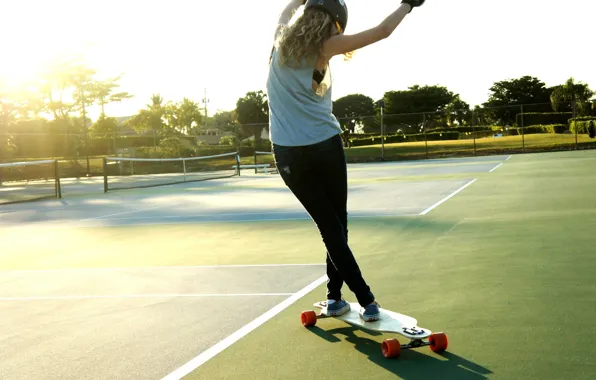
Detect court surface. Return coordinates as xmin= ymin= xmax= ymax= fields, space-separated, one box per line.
xmin=1 ymin=151 xmax=595 ymax=380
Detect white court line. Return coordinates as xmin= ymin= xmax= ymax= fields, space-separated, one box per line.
xmin=489 ymin=163 xmax=504 ymax=173
xmin=81 ymin=207 xmax=418 ymax=222
xmin=419 ymin=179 xmax=478 ymax=216
xmin=78 ymin=203 xmax=179 ymax=221
xmin=0 ymin=263 xmax=325 ymax=274
xmin=0 ymin=293 xmax=294 ymax=301
xmin=161 ymin=274 xmax=327 ymax=380
xmin=505 ymin=155 xmax=513 ymax=161
xmin=14 ymin=212 xmax=419 ymax=229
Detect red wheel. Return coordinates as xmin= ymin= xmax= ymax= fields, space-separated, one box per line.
xmin=382 ymin=338 xmax=401 ymax=358
xmin=429 ymin=332 xmax=448 ymax=353
xmin=300 ymin=310 xmax=317 ymax=327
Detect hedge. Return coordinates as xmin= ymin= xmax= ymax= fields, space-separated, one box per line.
xmin=506 ymin=124 xmax=568 ymax=136
xmin=515 ymin=112 xmax=573 ymax=127
xmin=426 ymin=126 xmax=495 ymax=133
xmin=569 ymin=117 xmax=596 ymax=134
xmin=350 ymin=132 xmax=460 ymax=147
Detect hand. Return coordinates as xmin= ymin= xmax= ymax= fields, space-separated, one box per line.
xmin=401 ymin=0 xmax=425 ymax=12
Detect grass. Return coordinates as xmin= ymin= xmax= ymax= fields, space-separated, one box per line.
xmin=346 ymin=133 xmax=596 ymax=160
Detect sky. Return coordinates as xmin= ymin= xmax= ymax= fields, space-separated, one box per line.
xmin=1 ymin=0 xmax=593 ymax=121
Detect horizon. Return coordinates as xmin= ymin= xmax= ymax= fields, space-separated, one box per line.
xmin=1 ymin=0 xmax=593 ymax=122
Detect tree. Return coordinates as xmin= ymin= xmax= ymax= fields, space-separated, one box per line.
xmin=444 ymin=96 xmax=471 ymax=127
xmin=550 ymin=77 xmax=594 ymax=116
xmin=384 ymin=85 xmax=458 ymax=132
xmin=124 ymin=94 xmax=168 ymax=136
xmin=209 ymin=110 xmax=238 ymax=132
xmin=0 ymin=90 xmax=27 ymax=164
xmin=164 ymin=97 xmax=203 ymax=135
xmin=236 ymin=90 xmax=268 ymax=141
xmin=482 ymin=76 xmax=551 ymax=126
xmin=39 ymin=59 xmax=95 ymax=123
xmin=332 ymin=94 xmax=377 ymax=133
xmin=90 ymin=75 xmax=133 ymax=117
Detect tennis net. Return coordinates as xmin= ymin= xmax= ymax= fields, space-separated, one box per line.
xmin=103 ymin=152 xmax=240 ymax=192
xmin=253 ymin=151 xmax=276 ymax=174
xmin=0 ymin=160 xmax=62 ymax=205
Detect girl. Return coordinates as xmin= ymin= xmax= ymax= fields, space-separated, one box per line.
xmin=266 ymin=0 xmax=425 ymax=321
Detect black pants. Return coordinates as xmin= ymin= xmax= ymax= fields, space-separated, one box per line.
xmin=272 ymin=134 xmax=375 ymax=306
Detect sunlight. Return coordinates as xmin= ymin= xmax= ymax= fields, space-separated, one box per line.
xmin=0 ymin=53 xmax=43 ymax=94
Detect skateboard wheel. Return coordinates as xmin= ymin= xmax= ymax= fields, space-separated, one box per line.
xmin=300 ymin=311 xmax=317 ymax=327
xmin=429 ymin=332 xmax=448 ymax=353
xmin=382 ymin=338 xmax=401 ymax=358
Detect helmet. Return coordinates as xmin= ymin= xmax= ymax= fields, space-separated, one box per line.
xmin=304 ymin=0 xmax=348 ymax=33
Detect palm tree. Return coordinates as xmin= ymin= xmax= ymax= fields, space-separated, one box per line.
xmin=550 ymin=78 xmax=594 ymax=116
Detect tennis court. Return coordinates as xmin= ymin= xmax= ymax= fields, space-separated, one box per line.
xmin=1 ymin=150 xmax=595 ymax=380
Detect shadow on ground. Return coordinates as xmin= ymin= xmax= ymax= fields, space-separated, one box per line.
xmin=309 ymin=326 xmax=492 ymax=380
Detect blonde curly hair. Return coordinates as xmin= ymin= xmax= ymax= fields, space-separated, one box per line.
xmin=276 ymin=8 xmax=352 ymax=68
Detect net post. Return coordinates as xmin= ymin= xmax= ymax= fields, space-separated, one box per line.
xmin=254 ymin=150 xmax=257 ymax=174
xmin=103 ymin=157 xmax=108 ymax=193
xmin=183 ymin=159 xmax=187 ymax=182
xmin=236 ymin=153 xmax=241 ymax=176
xmin=53 ymin=160 xmax=62 ymax=199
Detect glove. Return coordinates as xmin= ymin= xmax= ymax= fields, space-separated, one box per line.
xmin=401 ymin=0 xmax=425 ymax=12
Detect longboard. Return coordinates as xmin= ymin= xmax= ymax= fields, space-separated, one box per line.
xmin=300 ymin=301 xmax=448 ymax=358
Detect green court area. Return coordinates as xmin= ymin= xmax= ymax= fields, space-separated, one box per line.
xmin=1 ymin=150 xmax=595 ymax=380
xmin=179 ymin=150 xmax=594 ymax=380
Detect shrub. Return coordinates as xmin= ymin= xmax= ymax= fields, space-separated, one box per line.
xmin=569 ymin=117 xmax=596 ymax=134
xmin=516 ymin=112 xmax=573 ymax=127
xmin=426 ymin=126 xmax=494 ymax=133
xmin=507 ymin=124 xmax=567 ymax=135
xmin=219 ymin=136 xmax=237 ymax=146
xmin=349 ymin=131 xmax=460 ymax=147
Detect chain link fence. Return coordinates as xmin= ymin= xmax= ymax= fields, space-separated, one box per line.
xmin=1 ymin=101 xmax=595 ymax=179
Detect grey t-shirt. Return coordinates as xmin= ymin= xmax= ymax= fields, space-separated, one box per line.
xmin=266 ymin=48 xmax=343 ymax=147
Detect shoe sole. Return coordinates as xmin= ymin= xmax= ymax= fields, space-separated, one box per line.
xmin=328 ymin=304 xmax=351 ymax=316
xmin=360 ymin=312 xmax=380 ymax=322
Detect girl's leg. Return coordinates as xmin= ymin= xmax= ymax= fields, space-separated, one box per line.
xmin=273 ymin=135 xmax=376 ymax=308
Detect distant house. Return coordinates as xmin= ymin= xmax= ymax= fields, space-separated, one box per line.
xmin=197 ymin=128 xmax=235 ymax=145
xmin=241 ymin=126 xmax=270 ymax=142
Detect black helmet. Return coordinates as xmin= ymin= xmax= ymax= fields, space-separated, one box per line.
xmin=304 ymin=0 xmax=348 ymax=33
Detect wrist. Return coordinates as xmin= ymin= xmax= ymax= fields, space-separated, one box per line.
xmin=401 ymin=3 xmax=413 ymax=13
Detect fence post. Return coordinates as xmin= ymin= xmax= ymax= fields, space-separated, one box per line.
xmin=381 ymin=106 xmax=385 ymax=161
xmin=423 ymin=113 xmax=428 ymax=159
xmin=573 ymin=100 xmax=578 ymax=150
xmin=376 ymin=100 xmax=386 ymax=161
xmin=521 ymin=105 xmax=525 ymax=153
xmin=472 ymin=110 xmax=477 ymax=156
xmin=103 ymin=157 xmax=108 ymax=193
xmin=54 ymin=160 xmax=62 ymax=199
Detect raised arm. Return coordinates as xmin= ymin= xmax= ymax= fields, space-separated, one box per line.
xmin=273 ymin=0 xmax=306 ymax=42
xmin=321 ymin=0 xmax=426 ymax=59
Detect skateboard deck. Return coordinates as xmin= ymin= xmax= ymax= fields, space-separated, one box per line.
xmin=300 ymin=301 xmax=448 ymax=358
